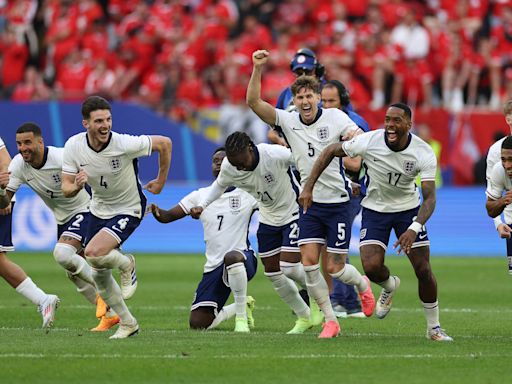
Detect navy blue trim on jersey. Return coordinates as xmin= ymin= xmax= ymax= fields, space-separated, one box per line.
xmin=33 ymin=147 xmax=49 ymax=170
xmin=0 ymin=202 xmax=14 ymax=251
xmin=385 ymin=132 xmax=412 ymax=152
xmin=132 ymin=158 xmax=147 ymax=216
xmin=299 ymin=108 xmax=323 ymax=126
xmin=86 ymin=132 xmax=112 ymax=153
xmin=287 ymin=167 xmax=301 ymax=198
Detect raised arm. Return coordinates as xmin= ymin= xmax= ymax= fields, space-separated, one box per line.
xmin=144 ymin=135 xmax=172 ymax=195
xmin=246 ymin=50 xmax=277 ymax=126
xmin=298 ymin=142 xmax=346 ymax=212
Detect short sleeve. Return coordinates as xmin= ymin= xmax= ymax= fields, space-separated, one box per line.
xmin=266 ymin=144 xmax=294 ymax=167
xmin=419 ymin=149 xmax=437 ymax=181
xmin=342 ymin=132 xmax=370 ymax=158
xmin=62 ymin=139 xmax=79 ymax=175
xmin=178 ymin=190 xmax=201 ymax=214
xmin=486 ymin=162 xmax=506 ymax=200
xmin=119 ymin=134 xmax=152 ymax=159
xmin=216 ymin=158 xmax=235 ymax=189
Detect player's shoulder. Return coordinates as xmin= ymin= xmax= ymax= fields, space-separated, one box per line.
xmin=410 ymin=134 xmax=435 ymax=154
xmin=0 ymin=136 xmax=4 ymax=147
xmin=64 ymin=132 xmax=86 ymax=147
xmin=258 ymin=142 xmax=290 ymax=155
xmin=491 ymin=160 xmax=506 ymax=176
xmin=9 ymin=153 xmax=25 ymax=170
xmin=488 ymin=137 xmax=506 ymax=156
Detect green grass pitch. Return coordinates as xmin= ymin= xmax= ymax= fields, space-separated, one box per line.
xmin=0 ymin=252 xmax=511 ymax=383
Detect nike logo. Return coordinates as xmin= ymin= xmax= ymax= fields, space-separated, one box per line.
xmin=26 ymin=178 xmax=34 ymax=182
xmin=373 ymin=158 xmax=380 ymax=162
xmin=290 ymin=240 xmax=299 ymax=245
xmin=79 ymin=163 xmax=89 ymax=167
xmin=335 ymin=241 xmax=346 ymax=246
xmin=419 ymin=233 xmax=427 ymax=240
xmin=292 ymin=127 xmax=303 ymax=130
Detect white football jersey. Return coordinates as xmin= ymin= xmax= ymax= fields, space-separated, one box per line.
xmin=180 ymin=186 xmax=258 ymax=272
xmin=487 ymin=138 xmax=506 ymax=180
xmin=275 ymin=108 xmax=358 ymax=203
xmin=217 ymin=143 xmax=299 ymax=226
xmin=62 ymin=132 xmax=151 ymax=219
xmin=486 ymin=162 xmax=512 ymax=224
xmin=342 ymin=129 xmax=436 ymax=212
xmin=0 ymin=136 xmax=15 ymax=203
xmin=7 ymin=147 xmax=90 ymax=224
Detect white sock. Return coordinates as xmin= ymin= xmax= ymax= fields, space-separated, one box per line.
xmin=280 ymin=261 xmax=307 ymax=290
xmin=265 ymin=271 xmax=310 ymax=319
xmin=92 ymin=268 xmax=135 ymax=325
xmin=66 ymin=271 xmax=96 ymax=305
xmin=53 ymin=243 xmax=94 ymax=285
xmin=378 ymin=276 xmax=396 ymax=292
xmin=87 ymin=248 xmax=131 ymax=271
xmin=304 ymin=264 xmax=336 ymax=322
xmin=15 ymin=277 xmax=47 ymax=306
xmin=422 ymin=300 xmax=440 ymax=330
xmin=208 ymin=304 xmax=236 ymax=330
xmin=331 ymin=263 xmax=367 ymax=292
xmin=227 ymin=262 xmax=247 ymax=319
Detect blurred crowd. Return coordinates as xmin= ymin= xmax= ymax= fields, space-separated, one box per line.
xmin=1 ymin=0 xmax=512 ymax=122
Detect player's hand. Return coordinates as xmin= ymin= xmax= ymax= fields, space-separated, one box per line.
xmin=502 ymin=190 xmax=512 ymax=206
xmin=351 ymin=182 xmax=361 ymax=197
xmin=497 ymin=223 xmax=512 ymax=239
xmin=75 ymin=168 xmax=88 ymax=189
xmin=144 ymin=179 xmax=164 ymax=194
xmin=148 ymin=203 xmax=165 ymax=223
xmin=190 ymin=206 xmax=203 ymax=219
xmin=342 ymin=128 xmax=363 ymax=141
xmin=276 ymin=137 xmax=289 ymax=147
xmin=298 ymin=188 xmax=313 ymax=214
xmin=252 ymin=50 xmax=269 ymax=66
xmin=0 ymin=171 xmax=10 ymax=189
xmin=393 ymin=229 xmax=417 ymax=255
xmin=0 ymin=202 xmax=12 ymax=216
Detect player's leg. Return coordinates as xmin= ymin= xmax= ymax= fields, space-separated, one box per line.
xmin=298 ymin=203 xmax=339 ymax=337
xmin=189 ymin=266 xmax=234 ymax=330
xmin=257 ymin=223 xmax=312 ymax=331
xmin=360 ymin=208 xmax=398 ymax=319
xmin=0 ymin=206 xmax=58 ymax=331
xmin=396 ymin=209 xmax=452 ymax=341
xmin=85 ymin=217 xmax=139 ymax=339
xmin=325 ymin=202 xmax=374 ymax=317
xmin=224 ymin=250 xmax=256 ymax=332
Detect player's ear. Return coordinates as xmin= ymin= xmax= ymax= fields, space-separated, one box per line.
xmin=82 ymin=119 xmax=88 ymax=129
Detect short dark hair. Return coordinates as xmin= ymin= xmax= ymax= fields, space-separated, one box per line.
xmin=502 ymin=136 xmax=512 ymax=150
xmin=16 ymin=122 xmax=42 ymax=137
xmin=324 ymin=80 xmax=350 ymax=107
xmin=213 ymin=146 xmax=226 ymax=156
xmin=81 ymin=96 xmax=111 ymax=119
xmin=390 ymin=102 xmax=412 ymax=120
xmin=291 ymin=76 xmax=320 ymax=96
xmin=225 ymin=132 xmax=253 ymax=156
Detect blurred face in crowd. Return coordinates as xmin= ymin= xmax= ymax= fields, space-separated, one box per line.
xmin=83 ymin=109 xmax=112 ymax=150
xmin=293 ymin=87 xmax=320 ymax=124
xmin=505 ymin=113 xmax=512 ymax=132
xmin=321 ymin=85 xmax=342 ymax=109
xmin=384 ymin=106 xmax=412 ymax=150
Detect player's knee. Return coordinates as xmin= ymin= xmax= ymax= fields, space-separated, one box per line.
xmin=223 ymin=251 xmax=244 ymax=266
xmin=414 ymin=263 xmax=432 ymax=281
xmin=84 ymin=244 xmax=103 ymax=258
xmin=189 ymin=310 xmax=213 ymax=329
xmin=53 ymin=243 xmax=77 ymax=271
